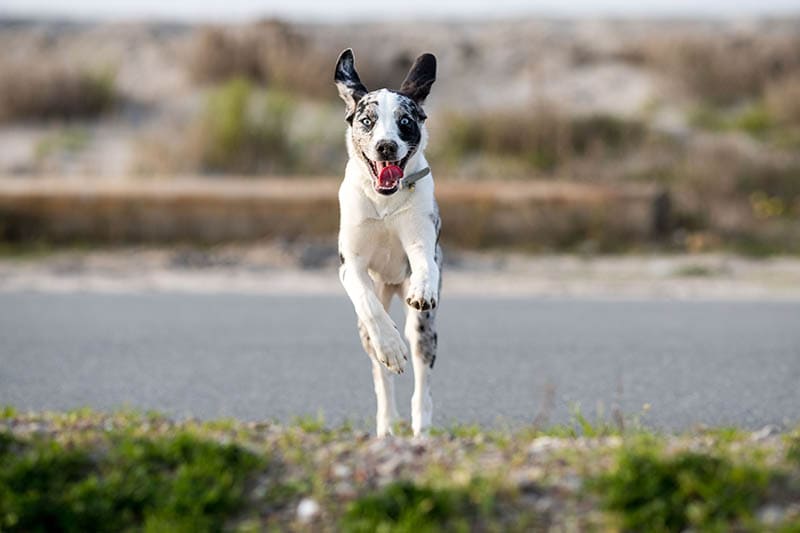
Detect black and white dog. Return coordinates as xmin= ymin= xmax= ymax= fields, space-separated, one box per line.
xmin=334 ymin=49 xmax=442 ymax=437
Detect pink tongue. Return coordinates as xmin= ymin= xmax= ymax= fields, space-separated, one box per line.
xmin=378 ymin=165 xmax=403 ymax=188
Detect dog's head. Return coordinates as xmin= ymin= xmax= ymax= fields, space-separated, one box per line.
xmin=334 ymin=49 xmax=436 ymax=195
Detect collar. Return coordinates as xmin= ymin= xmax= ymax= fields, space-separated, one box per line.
xmin=400 ymin=166 xmax=431 ymax=191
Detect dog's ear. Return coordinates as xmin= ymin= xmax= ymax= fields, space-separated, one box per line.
xmin=334 ymin=49 xmax=368 ymax=123
xmin=399 ymin=53 xmax=436 ymax=105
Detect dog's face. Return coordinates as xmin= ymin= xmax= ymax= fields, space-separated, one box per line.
xmin=335 ymin=49 xmax=436 ymax=195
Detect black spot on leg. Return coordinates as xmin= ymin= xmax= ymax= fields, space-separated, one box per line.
xmin=413 ymin=310 xmax=438 ymax=369
xmin=338 ymin=252 xmax=345 ymax=265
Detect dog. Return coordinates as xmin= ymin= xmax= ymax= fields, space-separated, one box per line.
xmin=334 ymin=49 xmax=442 ymax=437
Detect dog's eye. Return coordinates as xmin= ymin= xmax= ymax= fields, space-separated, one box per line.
xmin=360 ymin=117 xmax=372 ymax=127
xmin=399 ymin=117 xmax=411 ymax=126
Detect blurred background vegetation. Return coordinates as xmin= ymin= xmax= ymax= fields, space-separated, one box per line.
xmin=1 ymin=18 xmax=799 ymax=253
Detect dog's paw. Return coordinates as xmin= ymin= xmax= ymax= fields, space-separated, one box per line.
xmin=405 ymin=280 xmax=437 ymax=311
xmin=374 ymin=323 xmax=408 ymax=374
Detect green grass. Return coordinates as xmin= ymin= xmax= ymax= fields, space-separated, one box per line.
xmin=341 ymin=481 xmax=477 ymax=533
xmin=0 ymin=430 xmax=263 ymax=532
xmin=1 ymin=408 xmax=798 ymax=531
xmin=593 ymin=440 xmax=771 ymax=532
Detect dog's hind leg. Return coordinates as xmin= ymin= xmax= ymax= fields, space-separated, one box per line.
xmin=358 ymin=282 xmax=402 ymax=437
xmin=405 ymin=246 xmax=442 ymax=436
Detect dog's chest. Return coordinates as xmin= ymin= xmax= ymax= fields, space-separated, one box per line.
xmin=350 ymin=218 xmax=409 ymax=284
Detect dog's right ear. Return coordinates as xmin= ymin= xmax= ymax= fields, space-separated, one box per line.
xmin=334 ymin=49 xmax=368 ymax=123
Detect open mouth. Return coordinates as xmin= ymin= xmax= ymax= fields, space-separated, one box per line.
xmin=363 ymin=153 xmax=410 ymax=195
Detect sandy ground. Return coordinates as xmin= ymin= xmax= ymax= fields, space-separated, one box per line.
xmin=2 ymin=245 xmax=800 ymax=300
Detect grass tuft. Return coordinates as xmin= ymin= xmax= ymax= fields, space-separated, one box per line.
xmin=341 ymin=480 xmax=496 ymax=533
xmin=594 ymin=441 xmax=770 ymax=532
xmin=0 ymin=430 xmax=263 ymax=532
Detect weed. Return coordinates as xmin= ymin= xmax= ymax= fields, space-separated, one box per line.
xmin=447 ymin=423 xmax=484 ymax=440
xmin=341 ymin=480 xmax=497 ymax=533
xmin=594 ymin=442 xmax=770 ymax=532
xmin=292 ymin=414 xmax=326 ymax=434
xmin=0 ymin=430 xmax=263 ymax=532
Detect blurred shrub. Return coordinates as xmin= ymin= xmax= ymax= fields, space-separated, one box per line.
xmin=690 ymin=103 xmax=781 ymax=139
xmin=671 ymin=139 xmax=800 ymax=255
xmin=434 ymin=106 xmax=646 ymax=175
xmin=0 ymin=63 xmax=116 ymax=121
xmin=34 ymin=127 xmax=90 ymax=161
xmin=187 ymin=27 xmax=264 ymax=84
xmin=594 ymin=443 xmax=769 ymax=532
xmin=341 ymin=480 xmax=502 ymax=533
xmin=188 ymin=22 xmax=333 ymax=100
xmin=195 ymin=78 xmax=296 ymax=173
xmin=765 ymin=75 xmax=800 ymax=127
xmin=188 ymin=22 xmax=416 ymax=100
xmin=634 ymin=35 xmax=800 ymax=105
xmin=0 ymin=430 xmax=262 ymax=532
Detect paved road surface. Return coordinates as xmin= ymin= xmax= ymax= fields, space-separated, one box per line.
xmin=1 ymin=292 xmax=798 ymax=430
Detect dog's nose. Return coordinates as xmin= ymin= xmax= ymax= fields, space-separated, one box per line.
xmin=375 ymin=140 xmax=398 ymax=160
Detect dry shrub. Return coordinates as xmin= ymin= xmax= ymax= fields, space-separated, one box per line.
xmin=0 ymin=61 xmax=116 ymax=121
xmin=633 ymin=34 xmax=800 ymax=105
xmin=765 ymin=75 xmax=800 ymax=127
xmin=187 ymin=21 xmax=415 ymax=100
xmin=188 ymin=21 xmax=332 ymax=99
xmin=434 ymin=105 xmax=646 ymax=175
xmin=186 ymin=27 xmax=263 ymax=84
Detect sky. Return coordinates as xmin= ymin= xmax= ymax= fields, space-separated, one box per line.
xmin=2 ymin=0 xmax=800 ymax=22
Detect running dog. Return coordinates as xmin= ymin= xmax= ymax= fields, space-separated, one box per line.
xmin=334 ymin=49 xmax=441 ymax=437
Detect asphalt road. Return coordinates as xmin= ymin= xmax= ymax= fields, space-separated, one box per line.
xmin=1 ymin=292 xmax=799 ymax=431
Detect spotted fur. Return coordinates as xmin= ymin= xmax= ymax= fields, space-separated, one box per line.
xmin=334 ymin=48 xmax=441 ymax=437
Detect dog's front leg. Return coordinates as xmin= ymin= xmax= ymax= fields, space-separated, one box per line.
xmin=398 ymin=221 xmax=440 ymax=437
xmin=399 ymin=222 xmax=440 ymax=312
xmin=340 ymin=261 xmax=408 ymax=375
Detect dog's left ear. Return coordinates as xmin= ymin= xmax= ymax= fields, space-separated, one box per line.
xmin=334 ymin=49 xmax=368 ymax=123
xmin=399 ymin=53 xmax=436 ymax=105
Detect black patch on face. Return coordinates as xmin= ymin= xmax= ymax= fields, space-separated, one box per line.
xmin=389 ymin=91 xmax=427 ymax=122
xmin=394 ymin=96 xmax=423 ymax=148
